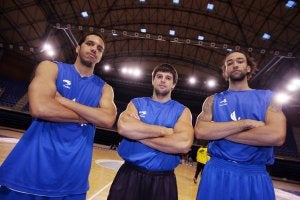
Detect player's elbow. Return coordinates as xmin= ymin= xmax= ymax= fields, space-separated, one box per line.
xmin=273 ymin=132 xmax=286 ymax=146
xmin=179 ymin=135 xmax=194 ymax=154
xmin=29 ymin=104 xmax=48 ymax=118
xmin=99 ymin=116 xmax=116 ymax=128
xmin=194 ymin=127 xmax=209 ymax=140
xmin=117 ymin=118 xmax=129 ymax=136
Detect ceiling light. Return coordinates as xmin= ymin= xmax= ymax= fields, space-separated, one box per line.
xmin=275 ymin=92 xmax=290 ymax=104
xmin=81 ymin=11 xmax=89 ymax=18
xmin=140 ymin=28 xmax=147 ymax=33
xmin=207 ymin=3 xmax=214 ymax=10
xmin=207 ymin=79 xmax=216 ymax=88
xmin=285 ymin=0 xmax=296 ymax=8
xmin=189 ymin=76 xmax=197 ymax=85
xmin=262 ymin=33 xmax=271 ymax=40
xmin=169 ymin=30 xmax=175 ymax=36
xmin=197 ymin=35 xmax=204 ymax=41
xmin=173 ymin=0 xmax=180 ymax=4
xmin=104 ymin=65 xmax=110 ymax=71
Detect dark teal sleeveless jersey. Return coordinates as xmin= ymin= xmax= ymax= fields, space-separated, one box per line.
xmin=117 ymin=97 xmax=185 ymax=171
xmin=0 ymin=62 xmax=105 ymax=196
xmin=209 ymin=89 xmax=274 ymax=165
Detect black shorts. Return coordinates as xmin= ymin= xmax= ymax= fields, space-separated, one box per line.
xmin=108 ymin=162 xmax=178 ymax=200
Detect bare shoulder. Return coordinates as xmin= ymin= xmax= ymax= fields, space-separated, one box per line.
xmin=197 ymin=95 xmax=214 ymax=122
xmin=268 ymin=96 xmax=283 ymax=113
xmin=35 ymin=60 xmax=58 ymax=75
xmin=102 ymin=83 xmax=114 ymax=95
xmin=202 ymin=95 xmax=214 ymax=111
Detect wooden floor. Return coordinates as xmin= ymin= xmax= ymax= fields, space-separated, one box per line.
xmin=1 ymin=127 xmax=300 ymax=200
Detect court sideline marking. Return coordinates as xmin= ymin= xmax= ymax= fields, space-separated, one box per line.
xmin=87 ymin=181 xmax=113 ymax=200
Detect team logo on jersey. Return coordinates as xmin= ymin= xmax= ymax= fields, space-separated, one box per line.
xmin=139 ymin=111 xmax=147 ymax=118
xmin=230 ymin=111 xmax=241 ymax=121
xmin=63 ymin=79 xmax=71 ymax=89
xmin=219 ymin=98 xmax=228 ymax=106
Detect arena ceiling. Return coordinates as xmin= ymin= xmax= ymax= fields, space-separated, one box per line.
xmin=0 ymin=0 xmax=299 ymax=124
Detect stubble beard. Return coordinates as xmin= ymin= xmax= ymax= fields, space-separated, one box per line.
xmin=80 ymin=58 xmax=94 ymax=68
xmin=154 ymin=88 xmax=170 ymax=98
xmin=229 ymin=71 xmax=247 ymax=82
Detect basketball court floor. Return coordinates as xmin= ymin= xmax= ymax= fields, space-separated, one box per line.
xmin=0 ymin=127 xmax=299 ymax=200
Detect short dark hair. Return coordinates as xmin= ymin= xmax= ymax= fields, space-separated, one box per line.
xmin=77 ymin=32 xmax=105 ymax=46
xmin=221 ymin=50 xmax=258 ymax=80
xmin=152 ymin=63 xmax=178 ymax=84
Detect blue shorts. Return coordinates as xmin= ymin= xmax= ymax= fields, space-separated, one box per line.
xmin=0 ymin=186 xmax=86 ymax=200
xmin=197 ymin=157 xmax=275 ymax=200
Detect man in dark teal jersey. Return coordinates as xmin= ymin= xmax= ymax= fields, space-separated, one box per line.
xmin=194 ymin=51 xmax=286 ymax=200
xmin=0 ymin=32 xmax=117 ymax=199
xmin=108 ymin=63 xmax=194 ymax=200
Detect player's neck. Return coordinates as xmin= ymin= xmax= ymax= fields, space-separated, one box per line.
xmin=74 ymin=62 xmax=94 ymax=77
xmin=152 ymin=93 xmax=171 ymax=103
xmin=228 ymin=79 xmax=251 ymax=91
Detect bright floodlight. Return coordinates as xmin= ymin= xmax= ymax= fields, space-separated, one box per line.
xmin=46 ymin=49 xmax=55 ymax=57
xmin=169 ymin=30 xmax=175 ymax=36
xmin=133 ymin=68 xmax=142 ymax=77
xmin=291 ymin=78 xmax=300 ymax=87
xmin=207 ymin=3 xmax=214 ymax=10
xmin=42 ymin=43 xmax=55 ymax=57
xmin=287 ymin=84 xmax=298 ymax=92
xmin=42 ymin=43 xmax=52 ymax=51
xmin=189 ymin=76 xmax=197 ymax=85
xmin=121 ymin=67 xmax=142 ymax=77
xmin=275 ymin=92 xmax=290 ymax=104
xmin=104 ymin=65 xmax=110 ymax=71
xmin=207 ymin=79 xmax=216 ymax=88
xmin=81 ymin=11 xmax=89 ymax=18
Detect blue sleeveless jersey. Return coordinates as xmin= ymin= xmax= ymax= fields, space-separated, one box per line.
xmin=117 ymin=97 xmax=185 ymax=171
xmin=0 ymin=62 xmax=105 ymax=196
xmin=209 ymin=89 xmax=274 ymax=165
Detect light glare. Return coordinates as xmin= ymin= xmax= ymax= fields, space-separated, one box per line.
xmin=275 ymin=92 xmax=290 ymax=104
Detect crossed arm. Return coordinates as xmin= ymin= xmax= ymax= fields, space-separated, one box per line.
xmin=117 ymin=102 xmax=194 ymax=153
xmin=29 ymin=61 xmax=117 ymax=128
xmin=194 ymin=95 xmax=286 ymax=146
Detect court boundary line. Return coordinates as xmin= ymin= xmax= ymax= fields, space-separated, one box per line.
xmin=87 ymin=181 xmax=113 ymax=200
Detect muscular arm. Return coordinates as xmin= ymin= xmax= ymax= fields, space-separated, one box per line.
xmin=194 ymin=96 xmax=264 ymax=140
xmin=140 ymin=108 xmax=194 ymax=154
xmin=55 ymin=84 xmax=117 ymax=128
xmin=226 ymin=97 xmax=286 ymax=146
xmin=29 ymin=61 xmax=84 ymax=123
xmin=117 ymin=102 xmax=173 ymax=140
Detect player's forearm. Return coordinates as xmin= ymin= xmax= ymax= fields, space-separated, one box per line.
xmin=29 ymin=99 xmax=84 ymax=123
xmin=141 ymin=132 xmax=193 ymax=154
xmin=117 ymin=115 xmax=172 ymax=140
xmin=56 ymin=97 xmax=116 ymax=128
xmin=226 ymin=124 xmax=286 ymax=146
xmin=195 ymin=120 xmax=253 ymax=140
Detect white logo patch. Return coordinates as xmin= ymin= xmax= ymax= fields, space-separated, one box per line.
xmin=230 ymin=111 xmax=241 ymax=121
xmin=63 ymin=79 xmax=71 ymax=89
xmin=139 ymin=111 xmax=147 ymax=118
xmin=219 ymin=98 xmax=228 ymax=106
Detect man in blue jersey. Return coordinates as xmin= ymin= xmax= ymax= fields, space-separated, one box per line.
xmin=194 ymin=50 xmax=286 ymax=200
xmin=107 ymin=63 xmax=194 ymax=200
xmin=0 ymin=32 xmax=117 ymax=199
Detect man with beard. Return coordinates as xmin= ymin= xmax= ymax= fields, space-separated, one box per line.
xmin=107 ymin=63 xmax=194 ymax=200
xmin=0 ymin=32 xmax=117 ymax=200
xmin=194 ymin=51 xmax=286 ymax=200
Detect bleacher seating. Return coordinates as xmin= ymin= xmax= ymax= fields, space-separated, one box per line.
xmin=0 ymin=76 xmax=29 ymax=108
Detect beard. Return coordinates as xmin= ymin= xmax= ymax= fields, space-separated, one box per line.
xmin=154 ymin=88 xmax=170 ymax=97
xmin=80 ymin=59 xmax=93 ymax=68
xmin=229 ymin=71 xmax=247 ymax=82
